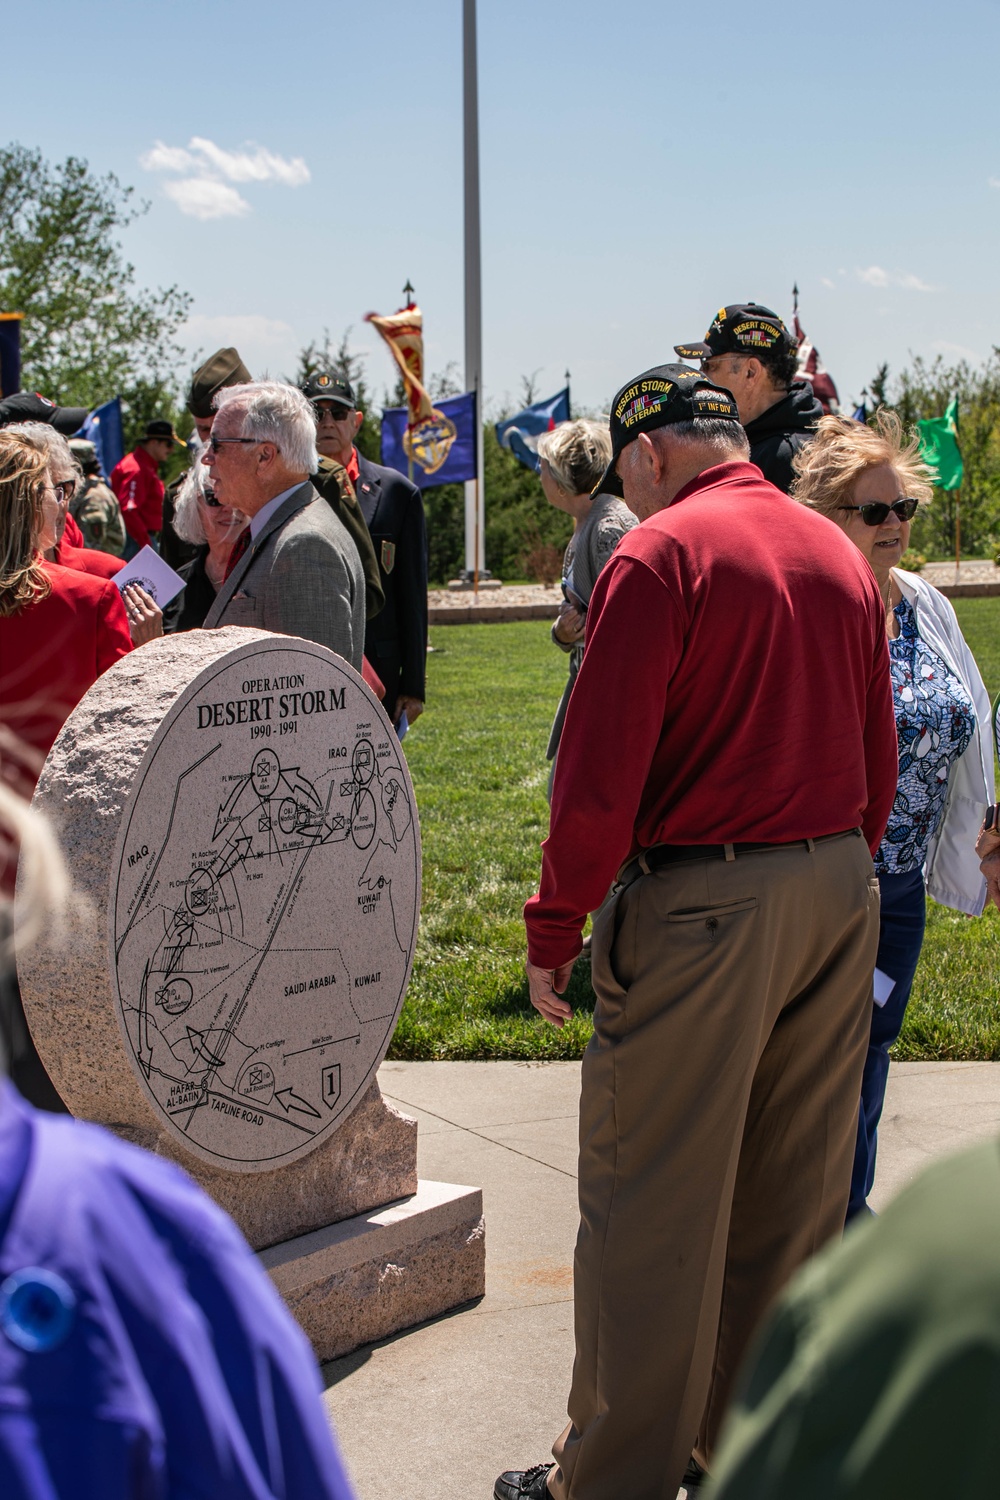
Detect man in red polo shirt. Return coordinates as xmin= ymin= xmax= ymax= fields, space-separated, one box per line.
xmin=497 ymin=365 xmax=897 ymax=1500
xmin=110 ymin=419 xmax=180 ymax=553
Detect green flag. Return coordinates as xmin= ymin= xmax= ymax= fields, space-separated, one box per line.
xmin=917 ymin=395 xmax=963 ymax=490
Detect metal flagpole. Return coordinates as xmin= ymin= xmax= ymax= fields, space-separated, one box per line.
xmin=463 ymin=0 xmax=486 ymax=581
xmin=403 ymin=278 xmax=415 ymax=487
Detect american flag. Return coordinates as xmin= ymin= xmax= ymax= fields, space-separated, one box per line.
xmin=792 ymin=285 xmax=840 ymax=414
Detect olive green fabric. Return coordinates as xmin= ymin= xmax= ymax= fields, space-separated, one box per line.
xmin=70 ymin=476 xmax=126 ymax=556
xmin=188 ymin=346 xmax=252 ymax=418
xmin=313 ymin=456 xmax=384 ymax=620
xmin=706 ymin=1137 xmax=1000 ymax=1500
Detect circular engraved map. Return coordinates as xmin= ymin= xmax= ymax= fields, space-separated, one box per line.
xmin=110 ymin=637 xmax=420 ymax=1170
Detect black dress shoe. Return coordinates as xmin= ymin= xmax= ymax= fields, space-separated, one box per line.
xmin=682 ymin=1456 xmax=707 ymax=1492
xmin=494 ymin=1463 xmax=555 ymax=1499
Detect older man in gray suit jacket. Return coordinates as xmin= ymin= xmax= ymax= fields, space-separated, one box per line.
xmin=202 ymin=381 xmax=364 ymax=668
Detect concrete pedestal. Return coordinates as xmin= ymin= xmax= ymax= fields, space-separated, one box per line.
xmin=261 ymin=1180 xmax=485 ymax=1361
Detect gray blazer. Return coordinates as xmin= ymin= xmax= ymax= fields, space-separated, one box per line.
xmin=203 ymin=482 xmax=365 ymax=670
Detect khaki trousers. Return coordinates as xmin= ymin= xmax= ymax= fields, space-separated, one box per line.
xmin=549 ymin=833 xmax=879 ymax=1500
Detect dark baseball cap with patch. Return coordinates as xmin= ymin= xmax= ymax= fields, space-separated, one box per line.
xmin=594 ymin=363 xmax=741 ymax=498
xmin=0 ymin=391 xmax=90 ymax=435
xmin=674 ymin=303 xmax=794 ymax=361
xmin=301 ymin=371 xmax=355 ymax=409
xmin=142 ymin=419 xmax=185 ymax=445
xmin=188 ymin=347 xmax=252 ymax=417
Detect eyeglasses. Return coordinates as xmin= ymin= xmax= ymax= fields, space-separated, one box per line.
xmin=312 ymin=402 xmax=354 ymax=420
xmin=202 ymin=488 xmax=222 ymax=508
xmin=207 ymin=437 xmax=265 ymax=454
xmin=52 ymin=480 xmax=76 ymax=504
xmin=838 ymin=498 xmax=919 ymax=526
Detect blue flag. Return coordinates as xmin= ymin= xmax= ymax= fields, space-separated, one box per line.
xmin=380 ymin=390 xmax=477 ymax=489
xmin=852 ymin=402 xmax=869 ymax=424
xmin=77 ymin=397 xmax=125 ymax=480
xmin=0 ymin=314 xmax=23 ymax=398
xmin=495 ymin=387 xmax=571 ymax=473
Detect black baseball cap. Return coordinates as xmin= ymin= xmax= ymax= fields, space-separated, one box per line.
xmin=595 ymin=363 xmax=741 ymax=498
xmin=142 ymin=419 xmax=184 ymax=445
xmin=301 ymin=371 xmax=355 ymax=409
xmin=0 ymin=391 xmax=90 ymax=435
xmin=674 ymin=303 xmax=794 ymax=361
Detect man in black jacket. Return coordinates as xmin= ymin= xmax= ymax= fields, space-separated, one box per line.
xmin=306 ymin=373 xmax=427 ymax=728
xmin=675 ymin=303 xmax=822 ymax=492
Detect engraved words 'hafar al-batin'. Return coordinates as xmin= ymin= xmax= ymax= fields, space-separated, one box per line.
xmin=111 ymin=640 xmax=420 ymax=1172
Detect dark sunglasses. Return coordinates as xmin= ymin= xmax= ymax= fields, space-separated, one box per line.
xmin=839 ymin=498 xmax=919 ymax=527
xmin=207 ymin=436 xmax=263 ymax=454
xmin=202 ymin=487 xmax=222 ymax=508
xmin=312 ymin=402 xmax=354 ymax=420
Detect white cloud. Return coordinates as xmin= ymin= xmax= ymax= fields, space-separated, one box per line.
xmin=183 ymin=314 xmax=293 ymax=345
xmin=187 ymin=137 xmax=310 ymax=187
xmin=932 ymin=339 xmax=981 ymax=362
xmin=820 ymin=276 xmax=836 ymax=289
xmin=989 ymin=176 xmax=1000 ymax=188
xmin=140 ymin=136 xmax=310 ymax=218
xmin=164 ymin=178 xmax=250 ymax=220
xmin=856 ymin=265 xmax=932 ymax=291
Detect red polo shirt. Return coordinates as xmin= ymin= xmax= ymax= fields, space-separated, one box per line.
xmin=524 ymin=462 xmax=897 ymax=970
xmin=110 ymin=446 xmax=164 ymax=549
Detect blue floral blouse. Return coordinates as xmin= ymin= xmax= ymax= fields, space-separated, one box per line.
xmin=876 ymin=595 xmax=976 ymax=875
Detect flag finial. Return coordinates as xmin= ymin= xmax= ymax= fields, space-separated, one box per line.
xmin=403 ymin=279 xmax=415 ymax=308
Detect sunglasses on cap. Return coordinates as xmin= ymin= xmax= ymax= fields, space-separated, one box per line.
xmin=839 ymin=497 xmax=919 ymax=526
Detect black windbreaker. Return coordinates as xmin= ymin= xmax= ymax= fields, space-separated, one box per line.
xmin=744 ymin=380 xmax=824 ymax=493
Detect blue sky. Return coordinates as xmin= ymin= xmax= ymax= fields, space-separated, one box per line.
xmin=4 ymin=0 xmax=999 ymax=415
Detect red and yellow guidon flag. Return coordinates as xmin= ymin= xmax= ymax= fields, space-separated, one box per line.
xmin=365 ymin=305 xmax=434 ymax=429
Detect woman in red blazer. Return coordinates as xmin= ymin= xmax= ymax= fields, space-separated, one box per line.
xmin=0 ymin=430 xmax=136 ymax=844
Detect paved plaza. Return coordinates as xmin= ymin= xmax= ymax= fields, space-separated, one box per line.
xmin=324 ymin=1059 xmax=1000 ymax=1499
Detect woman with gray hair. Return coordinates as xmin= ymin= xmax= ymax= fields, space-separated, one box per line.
xmin=164 ymin=460 xmax=248 ymax=632
xmin=538 ymin=418 xmax=637 ymax=792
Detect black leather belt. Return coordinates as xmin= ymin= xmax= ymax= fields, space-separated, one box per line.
xmin=616 ymin=828 xmax=861 ymax=889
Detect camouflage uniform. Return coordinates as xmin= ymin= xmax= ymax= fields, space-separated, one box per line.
xmin=70 ymin=476 xmax=127 ymax=556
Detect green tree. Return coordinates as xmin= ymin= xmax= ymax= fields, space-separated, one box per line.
xmin=0 ymin=143 xmax=191 ymax=449
xmin=870 ymin=350 xmax=1000 ymax=558
xmin=292 ymin=327 xmax=383 ymax=460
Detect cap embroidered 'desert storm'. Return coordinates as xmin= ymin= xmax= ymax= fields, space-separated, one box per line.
xmin=674 ymin=303 xmax=794 ymax=362
xmin=594 ymin=363 xmax=741 ymax=498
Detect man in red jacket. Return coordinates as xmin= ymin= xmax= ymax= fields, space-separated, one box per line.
xmin=110 ymin=420 xmax=181 ymax=553
xmin=497 ymin=366 xmax=897 ymax=1500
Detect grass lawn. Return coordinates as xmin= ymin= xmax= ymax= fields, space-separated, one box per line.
xmin=390 ymin=598 xmax=1000 ymax=1061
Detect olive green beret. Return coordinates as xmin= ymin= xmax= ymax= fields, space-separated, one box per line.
xmin=188 ymin=346 xmax=252 ymax=417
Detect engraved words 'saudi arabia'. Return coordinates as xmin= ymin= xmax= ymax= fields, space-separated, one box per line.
xmin=111 ymin=639 xmax=420 ymax=1171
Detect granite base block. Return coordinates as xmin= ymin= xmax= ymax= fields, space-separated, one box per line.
xmin=260 ymin=1180 xmax=486 ymax=1362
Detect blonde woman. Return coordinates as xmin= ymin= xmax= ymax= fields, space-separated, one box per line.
xmin=538 ymin=419 xmax=637 ymax=791
xmin=0 ymin=429 xmax=133 ymax=838
xmin=793 ymin=411 xmax=995 ymax=1219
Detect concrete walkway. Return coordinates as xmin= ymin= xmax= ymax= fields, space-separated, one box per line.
xmin=323 ymin=1060 xmax=1000 ymax=1500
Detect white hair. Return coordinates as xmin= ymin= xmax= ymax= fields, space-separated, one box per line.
xmin=649 ymin=419 xmax=750 ymax=461
xmin=10 ymin=422 xmax=80 ymax=478
xmin=171 ymin=461 xmax=210 ymax=545
xmin=214 ymin=381 xmax=318 ymax=474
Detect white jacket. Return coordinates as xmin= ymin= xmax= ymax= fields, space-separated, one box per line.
xmin=894 ymin=568 xmax=995 ymax=915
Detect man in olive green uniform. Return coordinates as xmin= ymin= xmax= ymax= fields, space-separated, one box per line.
xmin=704 ymin=1136 xmax=1000 ymax=1499
xmin=300 ymin=371 xmax=384 ymax=621
xmin=68 ymin=439 xmax=126 ymax=555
